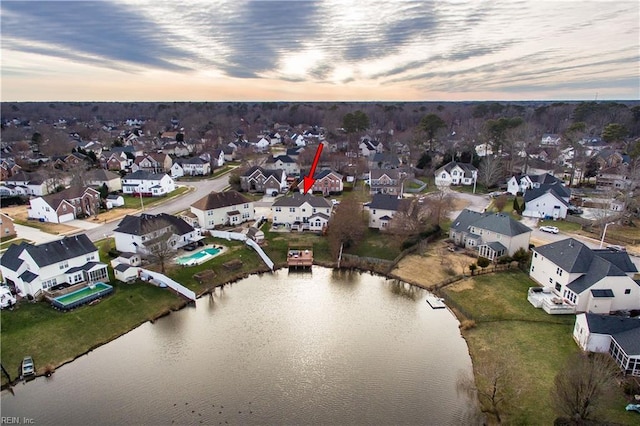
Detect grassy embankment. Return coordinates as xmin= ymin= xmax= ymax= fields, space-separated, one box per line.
xmin=443 ymin=271 xmax=637 ymax=425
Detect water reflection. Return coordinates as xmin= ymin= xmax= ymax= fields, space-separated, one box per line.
xmin=1 ymin=267 xmax=479 ymax=425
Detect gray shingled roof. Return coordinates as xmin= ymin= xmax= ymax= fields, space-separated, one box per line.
xmin=191 ymin=191 xmax=250 ymax=211
xmin=585 ymin=313 xmax=640 ymax=335
xmin=533 ymin=238 xmax=595 ymax=273
xmin=366 ymin=193 xmax=401 ymax=211
xmin=566 ymin=255 xmax=627 ymax=294
xmin=473 ymin=212 xmax=532 ymax=236
xmin=523 ymin=181 xmax=571 ymax=203
xmin=485 ymin=241 xmax=507 ymax=252
xmin=19 ymin=270 xmax=37 ymax=283
xmin=0 ymin=234 xmax=97 ymax=269
xmin=612 ymin=327 xmax=640 ymax=355
xmin=436 ymin=161 xmax=478 ymax=178
xmin=114 ymin=263 xmax=133 ymax=272
xmin=114 ymin=213 xmax=194 ymax=236
xmin=124 ymin=170 xmax=168 ymax=181
xmin=592 ymin=249 xmax=638 ymax=273
xmin=451 ymin=209 xmax=532 ymax=237
xmin=242 ymin=166 xmax=284 ymax=183
xmin=272 ymin=193 xmax=331 ymax=208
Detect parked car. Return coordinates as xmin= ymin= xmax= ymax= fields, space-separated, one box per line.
xmin=540 ymin=225 xmax=559 ymax=234
xmin=21 ymin=356 xmax=35 ymax=378
xmin=607 ymin=245 xmax=626 ymax=252
xmin=567 ymin=205 xmax=583 ymax=215
xmin=0 ymin=286 xmax=16 ymax=309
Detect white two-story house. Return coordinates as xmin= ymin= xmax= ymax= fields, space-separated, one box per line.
xmin=121 ymin=170 xmax=175 ymax=197
xmin=264 ymin=155 xmax=300 ymax=176
xmin=271 ymin=193 xmax=333 ymax=232
xmin=190 ymin=191 xmax=254 ymax=229
xmin=0 ymin=234 xmax=109 ymax=297
xmin=434 ymin=161 xmax=477 ymax=187
xmin=364 ymin=193 xmax=408 ymax=229
xmin=113 ymin=213 xmax=199 ymax=255
xmin=530 ymin=238 xmax=640 ymax=314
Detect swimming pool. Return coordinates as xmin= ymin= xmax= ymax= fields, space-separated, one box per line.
xmin=176 ymin=247 xmax=221 ymax=266
xmin=51 ymin=282 xmax=113 ymax=311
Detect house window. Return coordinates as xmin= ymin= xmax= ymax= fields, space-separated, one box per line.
xmin=534 ymin=253 xmax=538 ymax=258
xmin=556 ymin=267 xmax=563 ymax=276
xmin=43 ymin=278 xmax=57 ymax=289
xmin=289 ymin=208 xmax=295 ymax=213
xmin=59 ymin=260 xmax=69 ymax=270
xmin=555 ymin=282 xmax=561 ymax=292
xmin=549 ymin=278 xmax=553 ymax=284
xmin=625 ymin=289 xmax=631 ymax=294
xmin=86 ymin=254 xmax=95 ymax=261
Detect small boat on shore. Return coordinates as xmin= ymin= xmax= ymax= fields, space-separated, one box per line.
xmin=21 ymin=356 xmax=35 ymax=378
xmin=426 ymin=296 xmax=446 ymax=309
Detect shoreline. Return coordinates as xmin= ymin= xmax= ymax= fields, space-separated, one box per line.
xmin=2 ymin=258 xmax=455 ymax=391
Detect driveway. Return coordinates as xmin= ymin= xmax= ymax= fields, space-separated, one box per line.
xmin=13 ymin=224 xmax=62 ymax=245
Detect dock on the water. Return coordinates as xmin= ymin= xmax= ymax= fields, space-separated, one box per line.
xmin=287 ymin=248 xmax=313 ymax=269
xmin=426 ymin=296 xmax=446 ymax=309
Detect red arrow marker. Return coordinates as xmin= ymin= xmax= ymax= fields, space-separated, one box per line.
xmin=302 ymin=144 xmax=323 ymax=194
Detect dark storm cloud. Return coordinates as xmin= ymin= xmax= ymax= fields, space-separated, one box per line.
xmin=0 ymin=1 xmax=196 ymax=71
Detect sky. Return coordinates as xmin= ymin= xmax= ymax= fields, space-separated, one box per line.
xmin=1 ymin=0 xmax=639 ymax=102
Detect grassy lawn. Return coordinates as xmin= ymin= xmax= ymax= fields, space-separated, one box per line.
xmin=0 ymin=281 xmax=184 ymax=384
xmin=538 ymin=219 xmax=583 ymax=233
xmin=262 ymin=225 xmax=332 ymax=265
xmin=443 ymin=271 xmax=637 ymax=425
xmin=345 ymin=229 xmax=401 ymax=260
xmin=122 ymin=186 xmax=189 ymax=209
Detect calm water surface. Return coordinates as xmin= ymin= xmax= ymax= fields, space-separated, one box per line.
xmin=1 ymin=268 xmax=478 ymax=425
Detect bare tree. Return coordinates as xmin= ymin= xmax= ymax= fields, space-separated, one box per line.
xmin=424 ymin=190 xmax=454 ymax=226
xmin=142 ymin=223 xmax=177 ymax=274
xmin=457 ymin=351 xmax=520 ymax=424
xmin=478 ymin=155 xmax=504 ymax=189
xmin=551 ymin=352 xmax=619 ymax=423
xmin=327 ymin=196 xmax=367 ymax=258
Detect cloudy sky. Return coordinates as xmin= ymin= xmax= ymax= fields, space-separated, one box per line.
xmin=1 ymin=0 xmax=638 ymax=101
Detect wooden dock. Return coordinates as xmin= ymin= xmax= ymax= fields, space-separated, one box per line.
xmin=287 ymin=248 xmax=313 ymax=269
xmin=426 ymin=296 xmax=446 ymax=309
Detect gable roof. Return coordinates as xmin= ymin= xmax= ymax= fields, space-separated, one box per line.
xmin=272 ymin=193 xmax=331 ymax=208
xmin=114 ymin=213 xmax=193 ymax=236
xmin=523 ymin=181 xmax=571 ymax=203
xmin=266 ymin=155 xmax=296 ymax=164
xmin=40 ymin=186 xmax=98 ymax=210
xmin=0 ymin=234 xmax=97 ymax=269
xmin=436 ymin=161 xmax=478 ymax=177
xmin=241 ymin=166 xmax=284 ymax=182
xmin=451 ymin=209 xmax=532 ymax=237
xmin=191 ymin=191 xmax=251 ymax=211
xmin=86 ymin=168 xmax=120 ymax=181
xmin=370 ymin=169 xmax=400 ymax=180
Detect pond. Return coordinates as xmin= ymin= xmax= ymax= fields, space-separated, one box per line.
xmin=1 ymin=267 xmax=479 ymax=425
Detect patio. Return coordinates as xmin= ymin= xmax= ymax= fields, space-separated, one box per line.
xmin=527 ymin=287 xmax=576 ymax=315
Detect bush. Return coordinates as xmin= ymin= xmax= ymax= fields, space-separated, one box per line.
xmin=496 ymin=255 xmax=512 ymax=264
xmin=107 ymin=248 xmax=120 ymax=258
xmin=477 ymin=257 xmax=491 ymax=269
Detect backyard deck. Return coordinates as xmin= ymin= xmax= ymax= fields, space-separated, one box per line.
xmin=287 ymin=248 xmax=313 ymax=269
